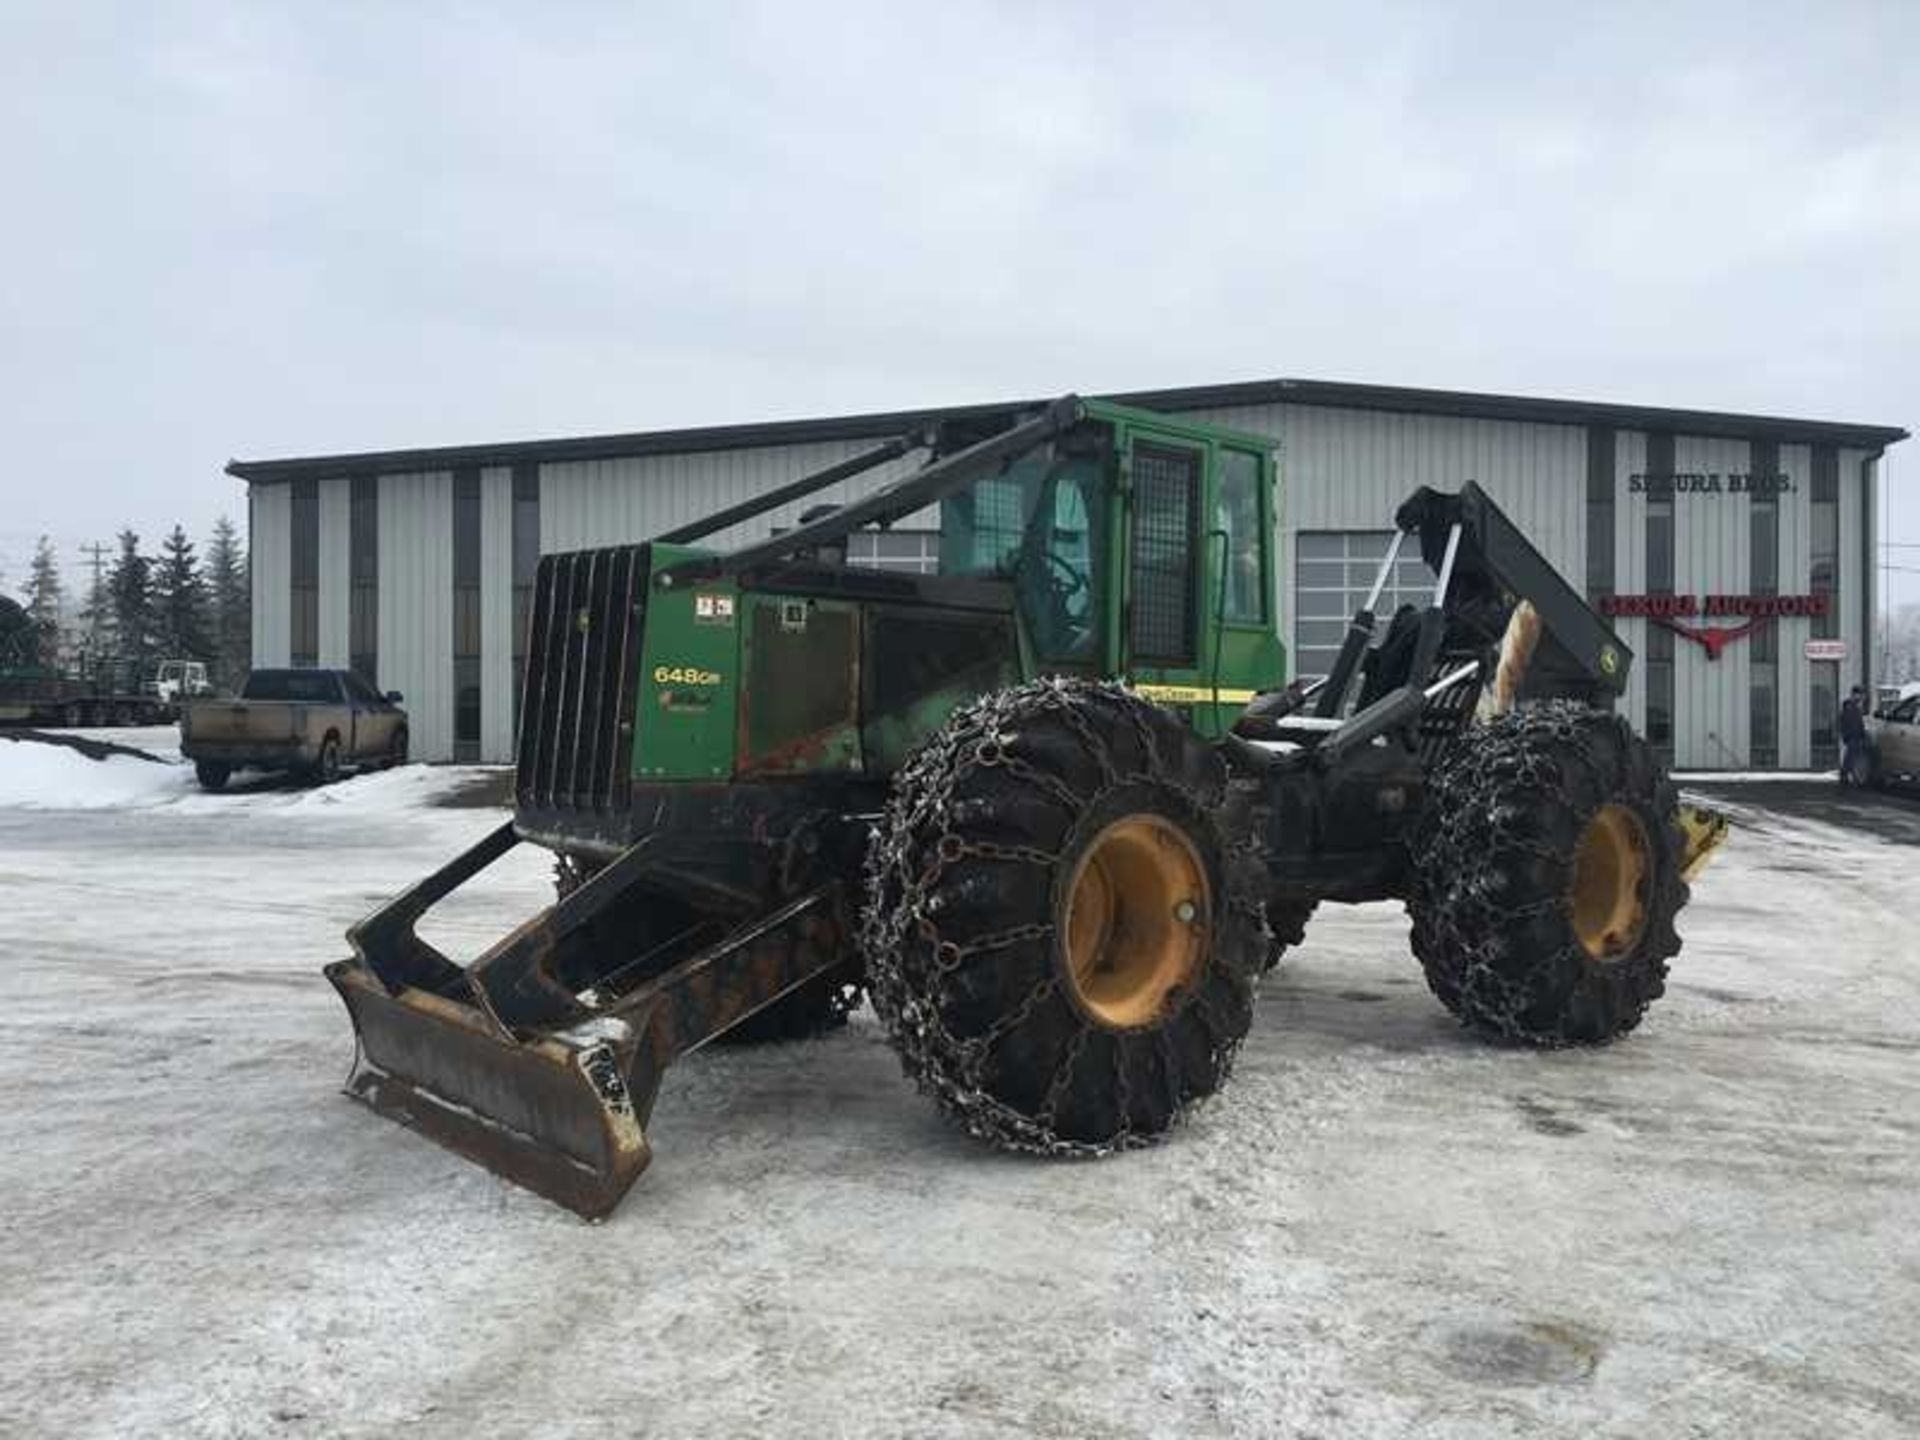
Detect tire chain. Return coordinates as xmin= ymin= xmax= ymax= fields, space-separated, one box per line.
xmin=1409 ymin=701 xmax=1685 ymax=1044
xmin=861 ymin=676 xmax=1269 ymax=1157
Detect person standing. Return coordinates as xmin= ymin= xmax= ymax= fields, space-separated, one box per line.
xmin=1838 ymin=685 xmax=1870 ymax=785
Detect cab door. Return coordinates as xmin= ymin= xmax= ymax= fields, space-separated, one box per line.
xmin=1117 ymin=430 xmax=1270 ymax=736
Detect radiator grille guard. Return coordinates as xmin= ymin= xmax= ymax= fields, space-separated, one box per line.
xmin=515 ymin=545 xmax=648 ymax=814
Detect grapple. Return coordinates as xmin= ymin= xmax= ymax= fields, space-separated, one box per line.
xmin=326 ymin=820 xmax=842 ymax=1219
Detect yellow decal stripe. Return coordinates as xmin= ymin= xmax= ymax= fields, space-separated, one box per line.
xmin=1130 ymin=683 xmax=1258 ymax=705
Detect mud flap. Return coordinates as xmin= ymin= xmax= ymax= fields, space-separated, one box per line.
xmin=327 ymin=961 xmax=651 ymax=1220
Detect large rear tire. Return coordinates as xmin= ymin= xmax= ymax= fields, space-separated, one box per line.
xmin=1407 ymin=701 xmax=1687 ymax=1045
xmin=864 ymin=679 xmax=1264 ymax=1153
xmin=195 ymin=761 xmax=230 ymax=792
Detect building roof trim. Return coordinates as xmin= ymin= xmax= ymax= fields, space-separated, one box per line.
xmin=226 ymin=377 xmax=1910 ymax=484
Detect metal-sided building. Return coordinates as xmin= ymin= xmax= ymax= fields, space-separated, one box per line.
xmin=228 ymin=378 xmax=1907 ymax=770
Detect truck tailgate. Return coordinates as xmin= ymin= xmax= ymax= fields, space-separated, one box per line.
xmin=184 ymin=701 xmax=303 ymax=745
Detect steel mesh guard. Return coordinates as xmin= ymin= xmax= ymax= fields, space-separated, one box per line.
xmin=1128 ymin=443 xmax=1199 ymax=664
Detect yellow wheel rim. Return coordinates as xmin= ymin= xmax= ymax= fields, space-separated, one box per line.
xmin=1568 ymin=803 xmax=1651 ymax=962
xmin=1061 ymin=815 xmax=1210 ymax=1029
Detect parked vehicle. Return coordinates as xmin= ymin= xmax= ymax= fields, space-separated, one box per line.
xmin=1866 ymin=693 xmax=1920 ymax=789
xmin=148 ymin=660 xmax=214 ymax=708
xmin=0 ymin=652 xmax=203 ymax=728
xmin=181 ymin=668 xmax=407 ymax=790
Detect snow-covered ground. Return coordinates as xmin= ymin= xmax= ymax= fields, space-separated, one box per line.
xmin=0 ymin=744 xmax=1916 ymax=1438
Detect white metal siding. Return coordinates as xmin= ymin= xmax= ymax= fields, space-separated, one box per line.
xmin=479 ymin=466 xmax=516 ymax=764
xmin=250 ymin=483 xmax=291 ymax=669
xmin=378 ymin=472 xmax=454 ymax=762
xmin=1670 ymin=438 xmax=1749 ymax=769
xmin=317 ymin=478 xmax=351 ymax=668
xmin=539 ymin=440 xmax=923 ymax=557
xmin=1173 ymin=402 xmax=1585 ymax=683
xmin=257 ymin=397 xmax=1890 ymax=772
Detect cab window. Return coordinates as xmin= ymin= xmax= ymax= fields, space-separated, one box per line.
xmin=1215 ymin=449 xmax=1266 ymax=624
xmin=940 ymin=449 xmax=1106 ymax=663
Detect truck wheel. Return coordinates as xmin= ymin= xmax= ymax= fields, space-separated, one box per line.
xmin=195 ymin=761 xmax=231 ymax=792
xmin=1407 ymin=701 xmax=1687 ymax=1046
xmin=863 ymin=679 xmax=1263 ymax=1153
xmin=314 ymin=736 xmax=342 ymax=785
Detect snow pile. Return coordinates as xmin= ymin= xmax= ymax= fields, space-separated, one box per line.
xmin=0 ymin=735 xmax=191 ymax=810
xmin=234 ymin=764 xmax=497 ymax=815
xmin=1673 ymin=770 xmax=1836 ymax=783
xmin=0 ymin=733 xmax=502 ymax=814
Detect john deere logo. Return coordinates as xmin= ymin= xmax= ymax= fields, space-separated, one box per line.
xmin=1599 ymin=645 xmax=1620 ymax=677
xmin=575 ymin=609 xmax=592 ymax=635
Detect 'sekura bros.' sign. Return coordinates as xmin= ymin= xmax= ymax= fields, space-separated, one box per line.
xmin=1627 ymin=471 xmax=1796 ymax=497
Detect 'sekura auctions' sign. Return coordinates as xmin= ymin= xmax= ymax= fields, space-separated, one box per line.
xmin=1599 ymin=592 xmax=1829 ymax=619
xmin=1627 ymin=472 xmax=1795 ymax=497
xmin=1598 ymin=591 xmax=1831 ymax=661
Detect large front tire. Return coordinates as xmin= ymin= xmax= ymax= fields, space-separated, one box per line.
xmin=863 ymin=679 xmax=1263 ymax=1153
xmin=1408 ymin=702 xmax=1687 ymax=1046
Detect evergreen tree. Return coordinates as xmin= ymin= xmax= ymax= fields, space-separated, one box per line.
xmin=107 ymin=529 xmax=154 ymax=676
xmin=206 ymin=515 xmax=250 ymax=690
xmin=153 ymin=524 xmax=210 ymax=660
xmin=22 ymin=535 xmax=63 ymax=662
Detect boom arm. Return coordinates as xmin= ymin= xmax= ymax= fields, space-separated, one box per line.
xmin=1395 ymin=481 xmax=1632 ymax=704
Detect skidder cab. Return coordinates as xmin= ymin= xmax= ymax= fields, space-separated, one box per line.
xmin=326 ymin=394 xmax=1727 ymax=1217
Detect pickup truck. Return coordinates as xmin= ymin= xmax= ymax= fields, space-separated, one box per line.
xmin=1866 ymin=691 xmax=1920 ymax=791
xmin=180 ymin=669 xmax=408 ymax=790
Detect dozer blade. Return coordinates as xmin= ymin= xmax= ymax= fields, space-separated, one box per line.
xmin=1677 ymin=802 xmax=1731 ymax=882
xmin=327 ymin=960 xmax=651 ymax=1220
xmin=327 ymin=819 xmax=842 ymax=1219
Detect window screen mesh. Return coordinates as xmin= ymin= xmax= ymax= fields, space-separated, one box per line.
xmin=1129 ymin=444 xmax=1198 ymax=663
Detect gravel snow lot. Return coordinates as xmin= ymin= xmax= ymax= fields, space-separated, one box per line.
xmin=1 ymin=734 xmax=1917 ymax=1438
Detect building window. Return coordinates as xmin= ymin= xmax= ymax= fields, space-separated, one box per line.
xmin=1749 ymin=440 xmax=1778 ymax=769
xmin=452 ymin=468 xmax=482 ymax=763
xmin=290 ymin=477 xmax=319 ymax=668
xmin=1293 ymin=531 xmax=1432 ymax=681
xmin=510 ymin=464 xmax=540 ymax=739
xmin=1809 ymin=444 xmax=1840 ymax=768
xmin=847 ymin=529 xmax=939 ymax=574
xmin=1810 ymin=661 xmax=1839 ymax=773
xmin=350 ymin=475 xmax=378 ymax=682
xmin=1809 ymin=445 xmax=1839 ymax=639
xmin=1586 ymin=426 xmax=1615 ymax=600
xmin=1643 ymin=433 xmax=1675 ymax=766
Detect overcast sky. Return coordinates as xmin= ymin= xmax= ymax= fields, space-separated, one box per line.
xmin=2 ymin=2 xmax=1915 ymax=606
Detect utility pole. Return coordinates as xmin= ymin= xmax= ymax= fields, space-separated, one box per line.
xmin=81 ymin=540 xmax=109 ymax=674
